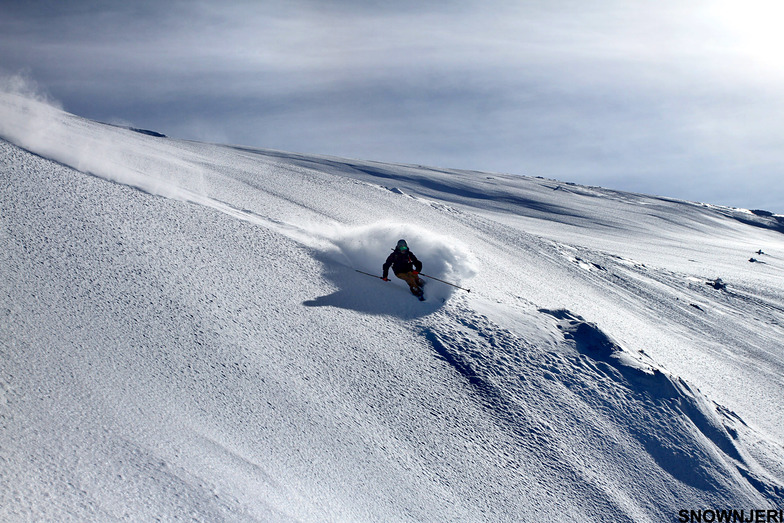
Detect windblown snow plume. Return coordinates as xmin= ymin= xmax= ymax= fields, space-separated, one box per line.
xmin=0 ymin=73 xmax=64 ymax=159
xmin=0 ymin=75 xmax=206 ymax=201
xmin=0 ymin=72 xmax=62 ymax=108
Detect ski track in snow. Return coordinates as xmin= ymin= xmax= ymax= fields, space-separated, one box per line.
xmin=2 ymin=91 xmax=784 ymax=521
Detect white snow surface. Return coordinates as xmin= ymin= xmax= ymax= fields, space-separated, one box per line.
xmin=2 ymin=91 xmax=784 ymax=521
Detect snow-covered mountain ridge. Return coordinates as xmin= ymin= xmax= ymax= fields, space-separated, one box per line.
xmin=2 ymin=91 xmax=784 ymax=521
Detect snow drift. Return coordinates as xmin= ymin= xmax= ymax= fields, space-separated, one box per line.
xmin=2 ymin=88 xmax=784 ymax=521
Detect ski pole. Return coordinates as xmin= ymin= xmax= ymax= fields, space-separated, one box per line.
xmin=357 ymin=269 xmax=471 ymax=293
xmin=355 ymin=269 xmax=385 ymax=280
xmin=419 ymin=273 xmax=471 ymax=292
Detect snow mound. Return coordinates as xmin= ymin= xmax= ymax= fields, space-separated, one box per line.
xmin=541 ymin=308 xmax=659 ymax=376
xmin=540 ymin=308 xmax=784 ymax=500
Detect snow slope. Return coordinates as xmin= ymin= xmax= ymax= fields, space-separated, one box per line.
xmin=2 ymin=91 xmax=784 ymax=521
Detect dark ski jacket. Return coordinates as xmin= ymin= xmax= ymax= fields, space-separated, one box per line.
xmin=383 ymin=248 xmax=422 ymax=278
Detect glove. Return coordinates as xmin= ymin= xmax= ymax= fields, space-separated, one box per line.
xmin=412 ymin=271 xmax=419 ymax=276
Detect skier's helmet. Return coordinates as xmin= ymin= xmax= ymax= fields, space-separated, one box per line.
xmin=397 ymin=239 xmax=408 ymax=252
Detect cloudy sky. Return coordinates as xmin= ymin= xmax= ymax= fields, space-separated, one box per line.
xmin=2 ymin=0 xmax=783 ymax=212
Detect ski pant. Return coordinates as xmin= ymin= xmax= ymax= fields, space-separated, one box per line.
xmin=395 ymin=271 xmax=423 ymax=294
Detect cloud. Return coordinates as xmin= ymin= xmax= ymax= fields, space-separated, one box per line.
xmin=1 ymin=1 xmax=783 ymax=211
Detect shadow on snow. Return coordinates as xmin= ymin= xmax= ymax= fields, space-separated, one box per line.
xmin=303 ymin=252 xmax=446 ymax=320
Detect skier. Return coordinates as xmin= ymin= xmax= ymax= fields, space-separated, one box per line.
xmin=382 ymin=239 xmax=425 ymax=298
